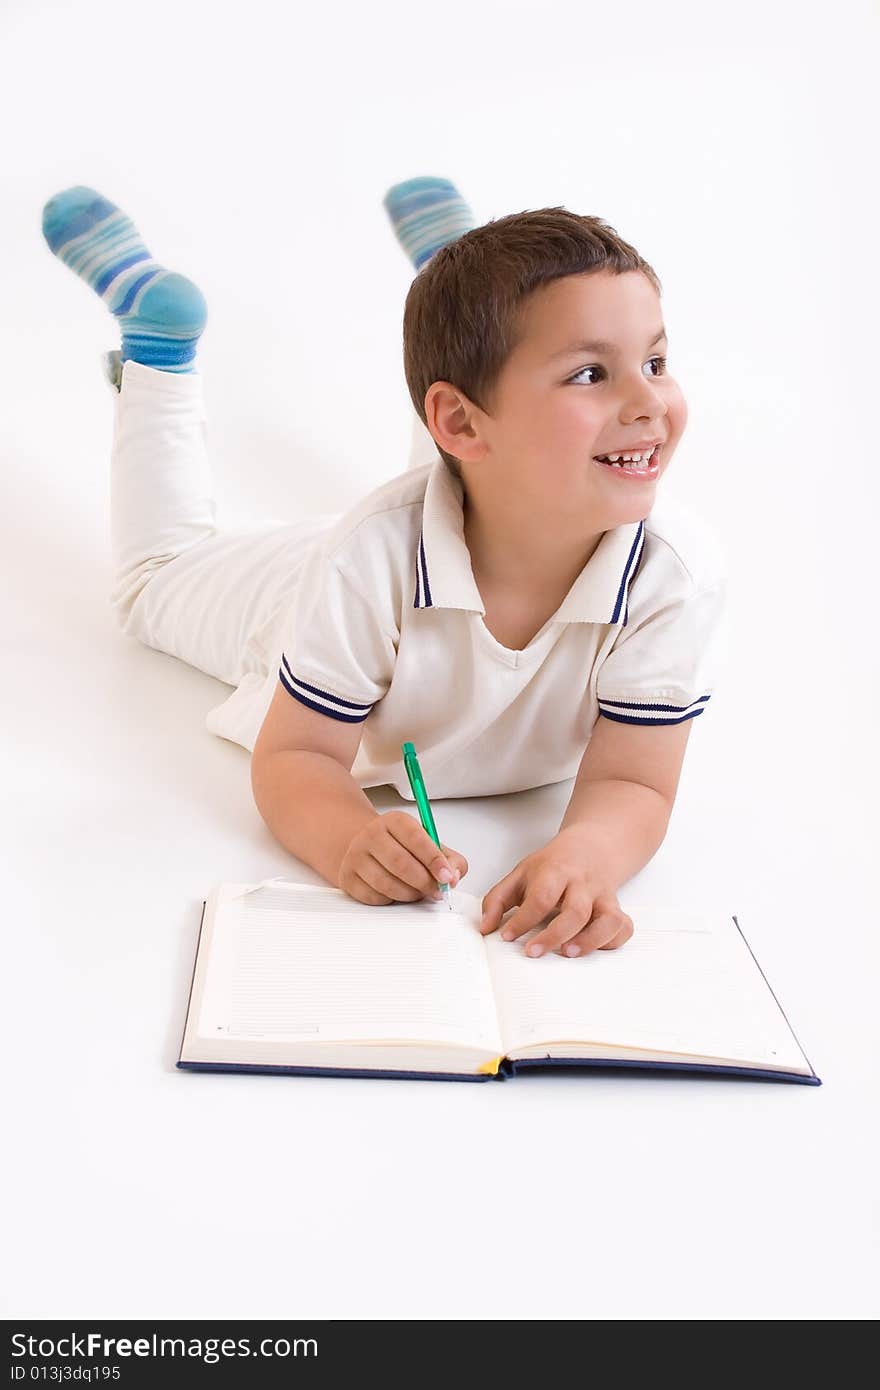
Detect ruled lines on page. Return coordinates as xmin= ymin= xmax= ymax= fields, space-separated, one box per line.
xmin=196 ymin=884 xmax=501 ymax=1049
xmin=486 ymin=907 xmax=808 ymax=1070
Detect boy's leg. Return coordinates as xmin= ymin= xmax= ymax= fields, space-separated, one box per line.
xmin=42 ymin=186 xmax=207 ymax=374
xmin=43 ymin=185 xmax=333 ymax=688
xmin=382 ymin=177 xmax=478 ymax=472
xmin=109 ymin=358 xmax=335 ymax=688
xmin=382 ymin=176 xmax=477 ymax=270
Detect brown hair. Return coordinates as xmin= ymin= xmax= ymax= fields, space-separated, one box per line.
xmin=402 ymin=206 xmax=662 ymax=477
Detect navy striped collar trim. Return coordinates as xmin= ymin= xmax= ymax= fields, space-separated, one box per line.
xmin=413 ymin=528 xmax=434 ymax=609
xmin=609 ymin=522 xmax=645 ymax=627
xmin=413 ymin=458 xmax=646 ymax=627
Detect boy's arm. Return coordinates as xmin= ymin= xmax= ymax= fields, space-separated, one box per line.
xmin=251 ymin=683 xmax=378 ymax=888
xmin=478 ymin=715 xmax=695 ymax=954
xmin=251 ymin=685 xmax=467 ymax=901
xmin=555 ymin=715 xmax=695 ymax=890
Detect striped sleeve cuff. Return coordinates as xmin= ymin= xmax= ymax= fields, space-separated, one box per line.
xmin=598 ymin=694 xmax=711 ymax=726
xmin=279 ymin=655 xmax=375 ymax=724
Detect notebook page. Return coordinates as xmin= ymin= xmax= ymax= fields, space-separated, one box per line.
xmin=196 ymin=883 xmax=501 ymax=1050
xmin=486 ymin=907 xmax=807 ymax=1070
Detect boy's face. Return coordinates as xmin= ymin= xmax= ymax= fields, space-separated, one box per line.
xmin=464 ymin=269 xmax=687 ymax=526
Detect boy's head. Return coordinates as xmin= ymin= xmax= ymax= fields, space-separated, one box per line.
xmin=402 ymin=207 xmax=687 ymax=528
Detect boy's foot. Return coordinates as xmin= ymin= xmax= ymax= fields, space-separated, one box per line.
xmin=41 ymin=186 xmax=207 ymax=374
xmin=382 ymin=176 xmax=477 ymax=270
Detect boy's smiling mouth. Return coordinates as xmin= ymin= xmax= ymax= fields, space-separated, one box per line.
xmin=593 ymin=442 xmax=662 ymax=479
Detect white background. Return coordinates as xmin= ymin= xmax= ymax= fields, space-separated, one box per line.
xmin=2 ymin=0 xmax=878 ymax=1320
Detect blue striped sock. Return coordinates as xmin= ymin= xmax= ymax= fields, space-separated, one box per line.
xmin=382 ymin=176 xmax=477 ymax=270
xmin=41 ymin=186 xmax=207 ymax=374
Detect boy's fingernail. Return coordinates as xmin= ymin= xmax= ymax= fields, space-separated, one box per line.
xmin=527 ymin=943 xmax=544 ymax=957
xmin=437 ymin=867 xmax=453 ymax=883
xmin=564 ymin=943 xmax=580 ymax=957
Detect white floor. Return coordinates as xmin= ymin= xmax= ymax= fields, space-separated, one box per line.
xmin=4 ymin=467 xmax=877 ymax=1317
xmin=3 ymin=0 xmax=878 ymax=1321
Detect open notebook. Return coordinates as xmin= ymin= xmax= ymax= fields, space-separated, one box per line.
xmin=177 ymin=881 xmax=819 ymax=1084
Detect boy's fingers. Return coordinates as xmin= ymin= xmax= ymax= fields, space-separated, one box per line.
xmin=479 ymin=869 xmax=526 ymax=934
xmin=360 ymin=854 xmax=425 ymax=903
xmin=390 ymin=814 xmax=455 ymax=881
xmin=350 ymin=871 xmax=394 ymax=907
xmin=524 ymin=894 xmax=595 ymax=957
xmin=496 ymin=876 xmax=565 ymax=943
xmin=598 ymin=920 xmax=634 ymax=950
xmin=384 ymin=816 xmax=453 ymax=893
xmin=559 ymin=912 xmax=634 ymax=959
xmin=440 ymin=845 xmax=468 ymax=883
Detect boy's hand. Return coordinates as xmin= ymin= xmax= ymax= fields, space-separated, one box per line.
xmin=478 ymin=830 xmax=633 ymax=958
xmin=338 ymin=811 xmax=468 ymax=907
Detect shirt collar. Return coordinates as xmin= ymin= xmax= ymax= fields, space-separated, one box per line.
xmin=413 ymin=458 xmax=646 ymax=627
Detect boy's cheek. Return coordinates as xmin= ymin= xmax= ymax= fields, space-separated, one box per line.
xmin=669 ymin=383 xmax=688 ymax=442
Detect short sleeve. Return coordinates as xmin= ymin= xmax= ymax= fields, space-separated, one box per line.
xmin=277 ymin=539 xmax=398 ymax=724
xmin=596 ymin=579 xmax=728 ymax=726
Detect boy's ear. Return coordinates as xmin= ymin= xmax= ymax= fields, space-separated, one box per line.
xmin=424 ymin=382 xmax=488 ymax=463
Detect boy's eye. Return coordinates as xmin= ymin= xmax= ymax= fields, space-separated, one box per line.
xmin=569 ymin=355 xmax=668 ymax=385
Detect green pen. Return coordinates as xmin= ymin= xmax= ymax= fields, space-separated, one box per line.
xmin=402 ymin=741 xmax=454 ymax=911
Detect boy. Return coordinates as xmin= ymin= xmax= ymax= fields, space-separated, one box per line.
xmin=42 ymin=176 xmax=726 ymax=961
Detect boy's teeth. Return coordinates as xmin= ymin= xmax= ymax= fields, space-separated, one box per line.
xmin=595 ymin=446 xmax=657 ymax=470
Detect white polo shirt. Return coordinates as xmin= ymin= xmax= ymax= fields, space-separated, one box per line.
xmin=205 ymin=457 xmax=727 ymax=801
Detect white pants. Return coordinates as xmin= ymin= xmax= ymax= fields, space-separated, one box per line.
xmin=109 ymin=358 xmax=440 ymax=691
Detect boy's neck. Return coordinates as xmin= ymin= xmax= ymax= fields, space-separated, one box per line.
xmin=461 ymin=487 xmax=605 ymax=604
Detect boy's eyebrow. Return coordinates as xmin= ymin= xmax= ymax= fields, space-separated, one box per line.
xmin=548 ymin=327 xmax=668 ymax=361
